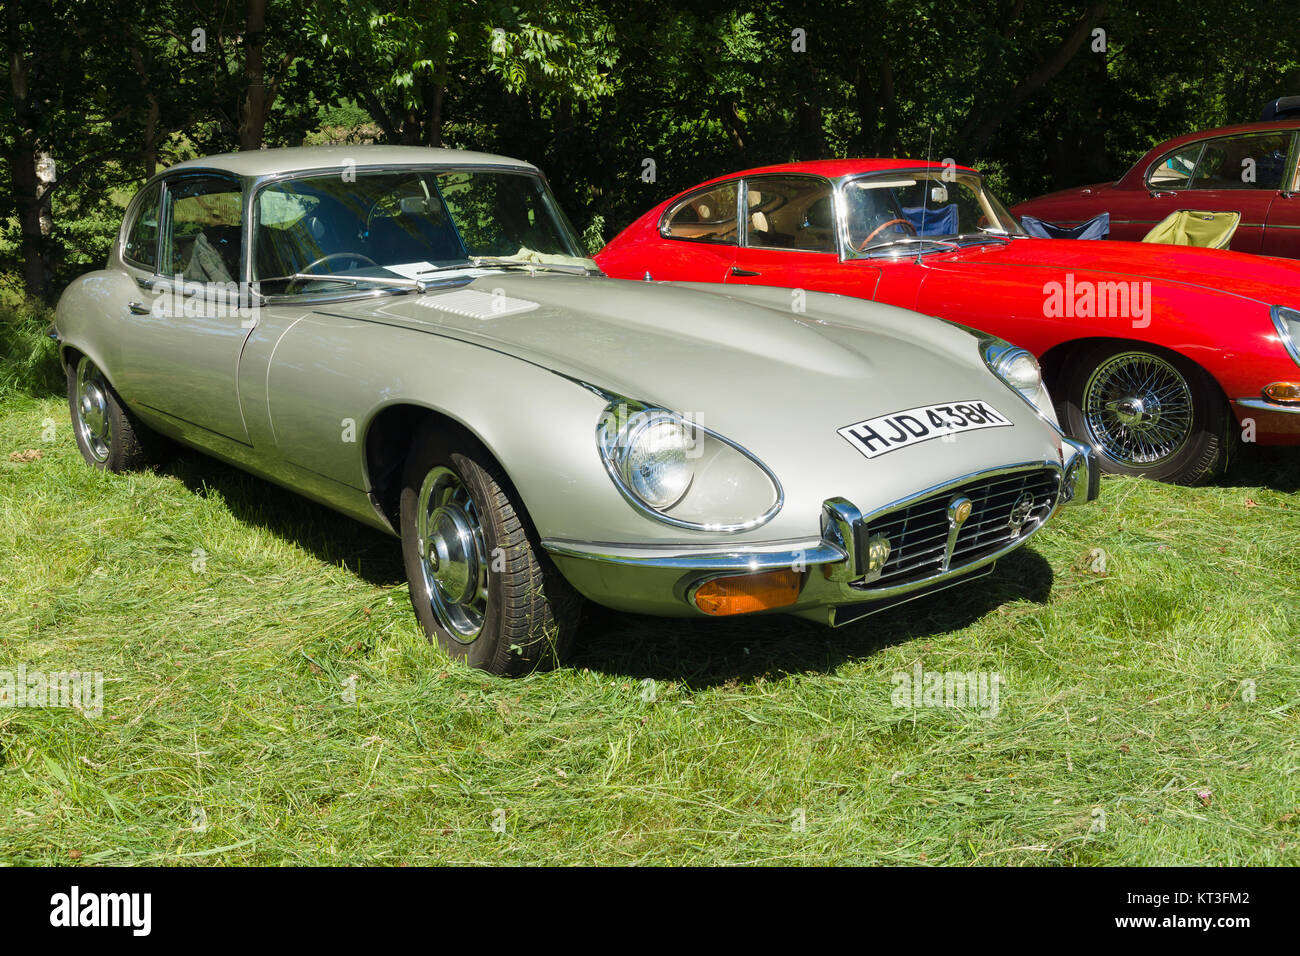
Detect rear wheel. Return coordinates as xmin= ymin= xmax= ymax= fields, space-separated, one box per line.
xmin=66 ymin=354 xmax=161 ymax=472
xmin=1062 ymin=343 xmax=1229 ymax=485
xmin=398 ymin=425 xmax=580 ymax=676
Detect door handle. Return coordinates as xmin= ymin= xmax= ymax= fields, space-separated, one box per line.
xmin=1148 ymin=190 xmax=1177 ymax=199
xmin=127 ymin=301 xmax=151 ymax=315
xmin=730 ymin=266 xmax=761 ymax=277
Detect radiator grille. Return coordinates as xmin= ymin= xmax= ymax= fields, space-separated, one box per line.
xmin=857 ymin=468 xmax=1059 ymax=589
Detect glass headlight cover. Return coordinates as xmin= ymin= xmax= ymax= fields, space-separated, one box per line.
xmin=618 ymin=412 xmax=693 ymax=509
xmin=597 ymin=401 xmax=782 ymax=532
xmin=983 ymin=340 xmax=1042 ymax=399
xmin=1271 ymin=306 xmax=1300 ymax=367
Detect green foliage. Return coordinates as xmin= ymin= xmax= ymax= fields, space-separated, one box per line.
xmin=0 ymin=298 xmax=62 ymax=398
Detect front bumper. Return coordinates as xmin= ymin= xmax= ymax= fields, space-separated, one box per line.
xmin=1232 ymin=397 xmax=1300 ymax=443
xmin=544 ymin=442 xmax=1098 ymax=626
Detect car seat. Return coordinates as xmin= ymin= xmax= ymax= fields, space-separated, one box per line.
xmin=1141 ymin=210 xmax=1239 ymax=249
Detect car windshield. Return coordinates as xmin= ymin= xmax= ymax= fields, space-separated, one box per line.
xmin=842 ymin=171 xmax=1023 ymax=256
xmin=254 ymin=168 xmax=595 ymax=295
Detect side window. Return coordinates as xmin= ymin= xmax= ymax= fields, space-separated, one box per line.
xmin=743 ymin=177 xmax=836 ymax=253
xmin=1189 ymin=132 xmax=1294 ymax=190
xmin=661 ymin=183 xmax=739 ymax=243
xmin=163 ymin=176 xmax=244 ymax=282
xmin=1146 ymin=144 xmax=1203 ymax=190
xmin=123 ymin=184 xmax=161 ymax=270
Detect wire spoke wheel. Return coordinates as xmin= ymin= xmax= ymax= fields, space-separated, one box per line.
xmin=1082 ymin=351 xmax=1194 ymax=466
xmin=415 ymin=465 xmax=490 ymax=643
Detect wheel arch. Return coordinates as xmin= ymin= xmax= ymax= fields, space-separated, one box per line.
xmin=361 ymin=401 xmax=526 ymax=535
xmin=1038 ymin=336 xmax=1230 ymax=411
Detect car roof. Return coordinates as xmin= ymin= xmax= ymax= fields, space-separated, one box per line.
xmin=161 ymin=145 xmax=537 ymax=179
xmin=1151 ymin=119 xmax=1300 ymax=150
xmin=693 ymin=157 xmax=980 ymax=188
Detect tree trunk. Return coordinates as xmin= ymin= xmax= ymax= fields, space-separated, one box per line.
xmin=425 ymin=74 xmax=444 ymax=147
xmin=6 ymin=2 xmax=49 ymax=299
xmin=239 ymin=0 xmax=268 ymax=149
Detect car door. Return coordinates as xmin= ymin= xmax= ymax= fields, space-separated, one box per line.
xmin=1171 ymin=131 xmax=1295 ymax=253
xmin=654 ymin=180 xmax=739 ymax=282
xmin=122 ymin=172 xmax=256 ymax=444
xmin=1262 ymin=132 xmax=1300 ymax=258
xmin=1109 ymin=141 xmax=1203 ymax=241
xmin=725 ymin=175 xmax=881 ymax=300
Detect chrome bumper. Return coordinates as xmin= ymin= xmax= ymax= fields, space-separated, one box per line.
xmin=544 ymin=445 xmax=1097 ymax=626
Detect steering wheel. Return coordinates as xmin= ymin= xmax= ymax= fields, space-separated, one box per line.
xmin=856 ymin=218 xmax=917 ymax=251
xmin=286 ymin=252 xmax=380 ymax=292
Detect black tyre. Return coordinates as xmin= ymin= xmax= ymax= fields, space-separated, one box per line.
xmin=398 ymin=424 xmax=581 ymax=676
xmin=66 ymin=353 xmax=162 ymax=472
xmin=1061 ymin=343 xmax=1229 ymax=485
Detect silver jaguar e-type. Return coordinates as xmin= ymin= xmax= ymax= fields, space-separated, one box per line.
xmin=52 ymin=146 xmax=1098 ymax=675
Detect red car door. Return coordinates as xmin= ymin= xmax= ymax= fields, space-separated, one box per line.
xmin=640 ymin=179 xmax=741 ymax=283
xmin=1262 ymin=149 xmax=1300 ymax=257
xmin=1100 ymin=140 xmax=1204 ymax=241
xmin=724 ymin=174 xmax=885 ymax=301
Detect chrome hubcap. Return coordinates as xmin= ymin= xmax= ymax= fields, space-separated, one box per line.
xmin=416 ymin=466 xmax=488 ymax=642
xmin=1083 ymin=352 xmax=1194 ymax=466
xmin=74 ymin=357 xmax=112 ymax=462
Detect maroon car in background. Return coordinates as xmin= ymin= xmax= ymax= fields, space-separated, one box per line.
xmin=1012 ymin=120 xmax=1300 ymax=258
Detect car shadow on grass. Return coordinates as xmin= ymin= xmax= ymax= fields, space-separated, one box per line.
xmin=156 ymin=446 xmax=1055 ymax=685
xmin=163 ymin=450 xmax=406 ymax=588
xmin=572 ymin=548 xmax=1055 ymax=687
xmin=1217 ymin=444 xmax=1300 ymax=494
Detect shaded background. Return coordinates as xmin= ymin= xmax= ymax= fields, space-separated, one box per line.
xmin=4 ymin=0 xmax=1298 ymax=302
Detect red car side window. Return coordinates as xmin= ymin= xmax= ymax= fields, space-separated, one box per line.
xmin=661 ymin=183 xmax=739 ymax=244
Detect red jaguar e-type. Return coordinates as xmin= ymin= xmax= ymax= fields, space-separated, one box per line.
xmin=596 ymin=159 xmax=1300 ymax=485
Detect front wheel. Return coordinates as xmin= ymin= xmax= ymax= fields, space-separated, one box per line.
xmin=1062 ymin=343 xmax=1229 ymax=485
xmin=398 ymin=426 xmax=581 ymax=676
xmin=66 ymin=354 xmax=162 ymax=472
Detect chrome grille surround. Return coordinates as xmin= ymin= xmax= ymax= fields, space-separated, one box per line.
xmin=850 ymin=464 xmax=1061 ymax=591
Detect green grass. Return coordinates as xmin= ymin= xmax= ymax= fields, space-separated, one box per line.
xmin=1 ymin=382 xmax=1299 ymax=865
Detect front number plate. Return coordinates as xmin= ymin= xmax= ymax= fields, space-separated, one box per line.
xmin=838 ymin=401 xmax=1011 ymax=459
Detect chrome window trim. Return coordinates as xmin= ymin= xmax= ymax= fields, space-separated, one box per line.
xmin=736 ymin=172 xmax=841 ymax=256
xmin=656 ymin=178 xmax=743 ymax=246
xmin=121 ymin=181 xmax=164 ymax=273
xmin=1143 ymin=129 xmax=1300 ymax=193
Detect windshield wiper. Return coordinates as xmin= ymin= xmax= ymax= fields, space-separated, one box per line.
xmin=950 ymin=232 xmax=1012 ymax=246
xmin=470 ymin=257 xmax=596 ymax=275
xmin=857 ymin=236 xmax=959 ymax=257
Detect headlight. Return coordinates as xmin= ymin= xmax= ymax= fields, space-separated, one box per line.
xmin=983 ymin=341 xmax=1042 ymax=400
xmin=597 ymin=401 xmax=782 ymax=532
xmin=618 ymin=411 xmax=692 ymax=508
xmin=1271 ymin=306 xmax=1300 ymax=367
xmin=980 ymin=338 xmax=1057 ymax=425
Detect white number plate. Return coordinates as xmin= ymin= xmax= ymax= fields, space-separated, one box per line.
xmin=838 ymin=400 xmax=1012 ymax=459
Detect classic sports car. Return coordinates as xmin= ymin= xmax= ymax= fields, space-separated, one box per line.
xmin=53 ymin=146 xmax=1096 ymax=676
xmin=596 ymin=159 xmax=1300 ymax=485
xmin=1011 ymin=119 xmax=1300 ymax=258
